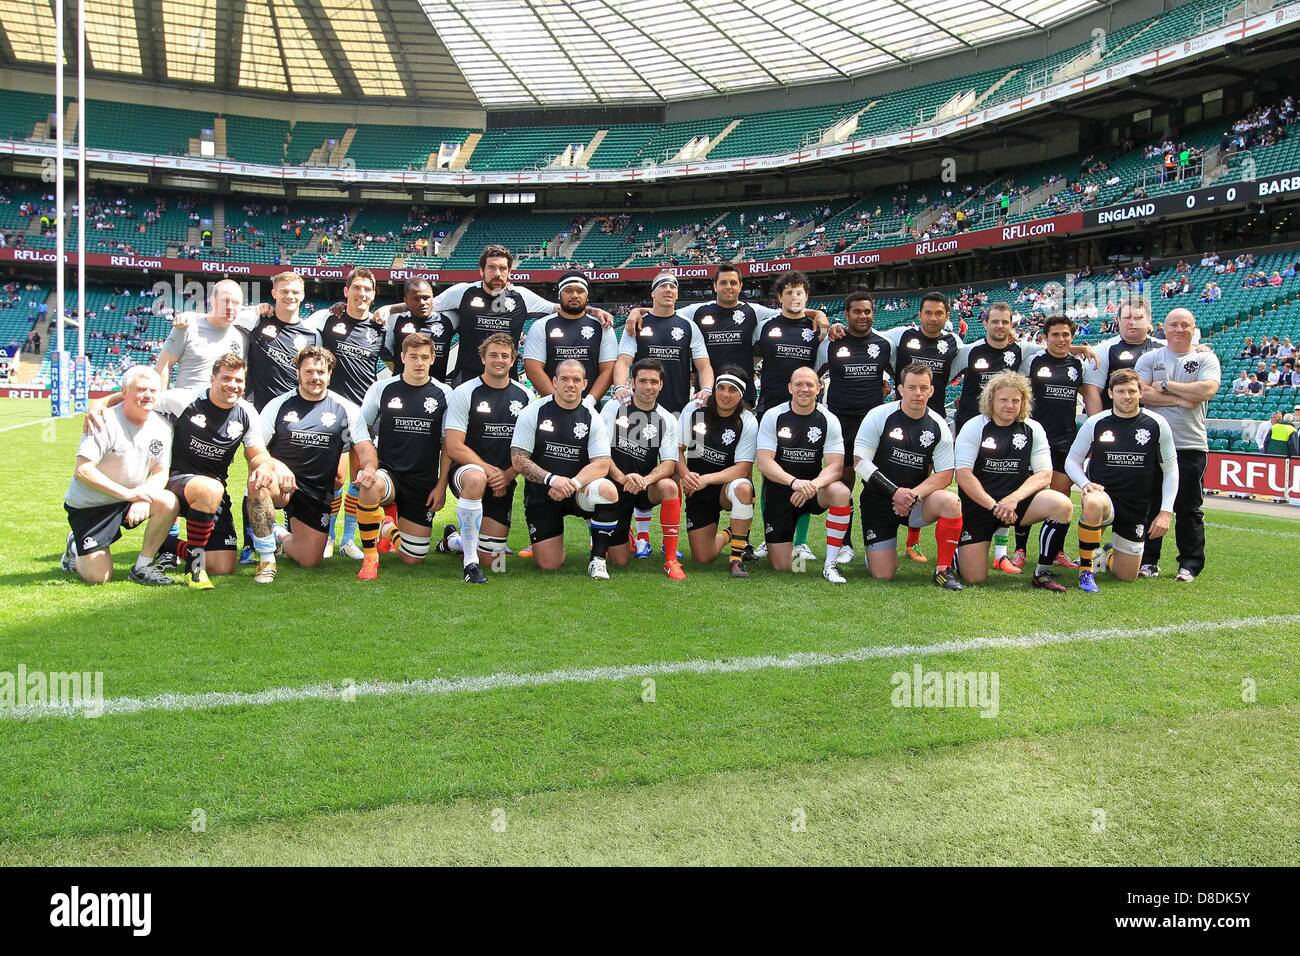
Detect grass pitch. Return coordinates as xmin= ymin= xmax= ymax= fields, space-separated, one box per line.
xmin=1 ymin=399 xmax=1297 ymax=865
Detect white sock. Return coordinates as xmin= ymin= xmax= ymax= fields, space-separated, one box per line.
xmin=457 ymin=498 xmax=484 ymax=568
xmin=634 ymin=508 xmax=652 ymax=540
xmin=133 ymin=554 xmax=154 ymax=571
xmin=447 ymin=532 xmax=464 ymax=554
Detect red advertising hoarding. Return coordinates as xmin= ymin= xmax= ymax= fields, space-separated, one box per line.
xmin=1204 ymin=452 xmax=1298 ymax=502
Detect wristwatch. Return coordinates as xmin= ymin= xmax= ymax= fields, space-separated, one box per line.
xmin=1159 ymin=380 xmax=1170 ymax=393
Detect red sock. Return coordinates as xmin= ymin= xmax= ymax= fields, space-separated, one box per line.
xmin=825 ymin=505 xmax=851 ymax=549
xmin=177 ymin=513 xmax=215 ymax=561
xmin=934 ymin=515 xmax=962 ymax=570
xmin=660 ymin=497 xmax=681 ymax=562
xmin=906 ymin=526 xmax=921 ymax=549
xmin=384 ymin=503 xmax=398 ymax=523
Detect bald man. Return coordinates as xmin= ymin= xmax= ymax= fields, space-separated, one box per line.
xmin=156 ymin=280 xmax=248 ymax=390
xmin=1134 ymin=308 xmax=1220 ymax=582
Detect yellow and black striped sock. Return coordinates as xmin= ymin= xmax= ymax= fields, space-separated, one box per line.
xmin=383 ymin=523 xmax=400 ymax=547
xmin=329 ymin=491 xmax=342 ymax=517
xmin=1077 ymin=522 xmax=1103 ymax=571
xmin=358 ymin=504 xmax=384 ymax=558
xmin=730 ymin=530 xmax=748 ymax=563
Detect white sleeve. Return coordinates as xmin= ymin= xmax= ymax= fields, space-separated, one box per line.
xmin=431 ymin=282 xmax=470 ymax=316
xmin=340 ymin=396 xmax=371 ymax=446
xmin=1020 ymin=343 xmax=1044 ymax=367
xmin=304 ymin=308 xmax=331 ymax=333
xmin=516 ymin=285 xmax=557 ymax=316
xmin=522 ymin=316 xmax=548 ymax=363
xmin=752 ymin=315 xmax=772 ymax=346
xmin=617 ymin=326 xmax=638 ymax=359
xmin=436 ymin=381 xmax=453 ymax=436
xmin=587 ymin=408 xmax=612 ymax=459
xmin=234 ymin=307 xmax=260 ymax=331
xmin=852 ymin=403 xmax=891 ymax=481
xmin=928 ymin=410 xmax=955 ymax=472
xmin=1195 ymin=351 xmax=1222 ymax=386
xmin=878 ymin=326 xmax=906 ymax=347
xmin=1026 ymin=419 xmax=1053 ymax=473
xmin=160 ymin=323 xmax=187 ymax=360
xmin=953 ymin=415 xmax=985 ymax=469
xmin=75 ymin=418 xmax=111 ymax=463
xmin=444 ymin=380 xmax=472 ymax=433
xmin=1083 ymin=337 xmax=1114 ymax=389
xmin=676 ymin=302 xmax=702 ymax=321
xmin=600 ymin=397 xmax=620 ymax=436
xmin=1156 ymin=415 xmax=1179 ymax=512
xmin=821 ymin=405 xmax=844 ymax=457
xmin=359 ymin=379 xmax=385 ymax=433
xmin=1065 ymin=414 xmax=1099 ymax=489
xmin=751 ymin=303 xmax=780 ymax=322
xmin=260 ymin=392 xmax=290 ymax=446
xmin=815 ymin=339 xmax=830 ymax=373
xmin=735 ymin=410 xmax=759 ymax=463
xmin=951 ymin=341 xmax=979 ymax=377
xmin=657 ymin=409 xmax=680 ymax=462
xmin=511 ymin=400 xmax=540 ymax=453
xmin=677 ymin=406 xmax=696 ymax=452
xmin=689 ymin=322 xmax=709 ymax=361
xmin=239 ymin=402 xmax=264 ymax=448
xmin=1134 ymin=350 xmax=1157 ymax=382
xmin=756 ymin=405 xmax=780 ymax=453
xmin=153 ymin=388 xmax=196 ymax=419
xmin=598 ymin=325 xmax=617 ymax=363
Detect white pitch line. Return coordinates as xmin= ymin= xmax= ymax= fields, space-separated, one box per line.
xmin=1204 ymin=521 xmax=1300 ymax=539
xmin=4 ymin=613 xmax=1296 ymax=722
xmin=0 ymin=416 xmax=55 ymax=433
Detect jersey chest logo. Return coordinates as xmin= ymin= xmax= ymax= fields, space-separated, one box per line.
xmin=549 ymin=326 xmax=564 ymax=338
xmin=732 ymin=311 xmax=745 ymax=324
xmin=508 ymin=401 xmax=524 ymax=416
xmin=387 ymin=397 xmax=403 ymax=409
xmin=1099 ymin=430 xmax=1115 ymax=442
xmin=1134 ymin=428 xmax=1151 ymax=445
xmin=190 ymin=413 xmax=207 ymax=428
xmin=1003 ymin=351 xmax=1017 ymax=366
xmin=867 ymin=344 xmax=880 ymax=359
xmin=321 ymin=412 xmax=337 ymax=427
xmin=981 ymin=437 xmax=998 ymax=449
xmin=700 ymin=316 xmax=715 ymax=326
xmin=837 ymin=347 xmax=851 ymax=358
xmin=148 ymin=439 xmax=164 ymax=457
xmin=1011 ymin=433 xmax=1027 ymax=450
xmin=401 ymin=323 xmax=416 ymax=334
xmin=801 ymin=328 xmax=815 ymax=342
xmin=261 ymin=325 xmax=277 ymax=338
xmin=918 ymin=430 xmax=936 ymax=448
xmin=769 ymin=327 xmax=782 ymax=338
xmin=580 ymin=325 xmax=594 ymax=340
xmin=807 ymin=426 xmax=822 ymax=442
xmin=1182 ymin=360 xmax=1199 ymax=374
xmin=1119 ymin=350 xmax=1134 ymax=360
xmin=333 ymin=323 xmax=348 ymax=335
xmin=477 ymin=400 xmax=493 ymax=413
xmin=670 ymin=327 xmax=685 ymax=341
xmin=777 ymin=426 xmax=793 ymax=439
xmin=430 ymin=322 xmax=445 ymax=338
xmin=721 ymin=428 xmax=736 ymax=446
xmin=936 ymin=340 xmax=949 ymax=354
xmin=471 ymin=297 xmax=485 ymax=308
xmin=424 ymin=397 xmax=439 ymax=414
xmin=974 ymin=358 xmax=988 ymax=370
xmin=888 ymin=427 xmax=905 ymax=440
xmin=283 ymin=411 xmax=299 ymax=423
xmin=1037 ymin=366 xmax=1052 ymax=377
xmin=907 ymin=338 xmax=920 ymax=350
xmin=573 ymin=422 xmax=588 ymax=439
xmin=292 ymin=334 xmax=308 ymax=349
xmin=539 ymin=419 xmax=554 ymax=432
xmin=1066 ymin=367 xmax=1078 ymax=381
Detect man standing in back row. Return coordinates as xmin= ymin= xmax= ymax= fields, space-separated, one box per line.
xmin=1134 ymin=308 xmax=1219 ymax=582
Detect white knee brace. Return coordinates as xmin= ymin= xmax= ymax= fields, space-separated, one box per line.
xmin=576 ymin=477 xmax=616 ymax=512
xmin=725 ymin=478 xmax=755 ymax=520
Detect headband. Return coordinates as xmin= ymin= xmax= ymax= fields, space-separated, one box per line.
xmin=558 ymin=274 xmax=588 ymax=292
xmin=651 ymin=274 xmax=678 ymax=292
xmin=714 ymin=373 xmax=748 ymax=394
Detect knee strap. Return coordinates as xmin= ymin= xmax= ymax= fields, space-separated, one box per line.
xmin=725 ymin=478 xmax=754 ymax=520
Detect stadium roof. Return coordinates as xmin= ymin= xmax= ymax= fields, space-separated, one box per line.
xmin=0 ymin=0 xmax=1106 ymax=108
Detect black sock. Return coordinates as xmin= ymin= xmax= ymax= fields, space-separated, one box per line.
xmin=1015 ymin=525 xmax=1031 ymax=553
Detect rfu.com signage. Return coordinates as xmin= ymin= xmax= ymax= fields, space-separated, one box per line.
xmin=1205 ymin=452 xmax=1299 ymax=502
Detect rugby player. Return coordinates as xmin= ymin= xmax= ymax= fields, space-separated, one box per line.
xmin=953 ymin=371 xmax=1074 ymax=591
xmin=756 ymin=366 xmax=853 ymax=583
xmin=852 ymin=363 xmax=963 ymax=590
xmin=258 ymin=346 xmax=376 ymax=577
xmin=61 ymin=366 xmax=179 ymax=586
xmin=355 ymin=334 xmax=453 ymax=582
xmin=305 ymin=267 xmax=386 ymax=560
xmin=511 ymin=359 xmax=620 ymax=579
xmin=601 ymin=358 xmax=685 ymax=579
xmin=1082 ymin=299 xmax=1164 ymax=414
xmin=677 ymin=367 xmax=758 ymax=578
xmin=523 ymin=272 xmax=616 ymax=399
xmin=155 ymin=279 xmax=246 ymax=390
xmin=1134 ymin=308 xmax=1219 ymax=582
xmin=381 ymin=278 xmax=457 ymax=383
xmin=442 ymin=333 xmax=531 ymax=578
xmin=1065 ymin=369 xmax=1177 ymax=590
xmin=833 ymin=292 xmax=964 ymax=564
xmin=84 ymin=354 xmax=278 ymax=589
xmin=815 ymin=290 xmax=892 ymax=566
xmin=1012 ymin=314 xmax=1087 ymax=569
xmin=433 ymin=245 xmax=613 ymax=384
